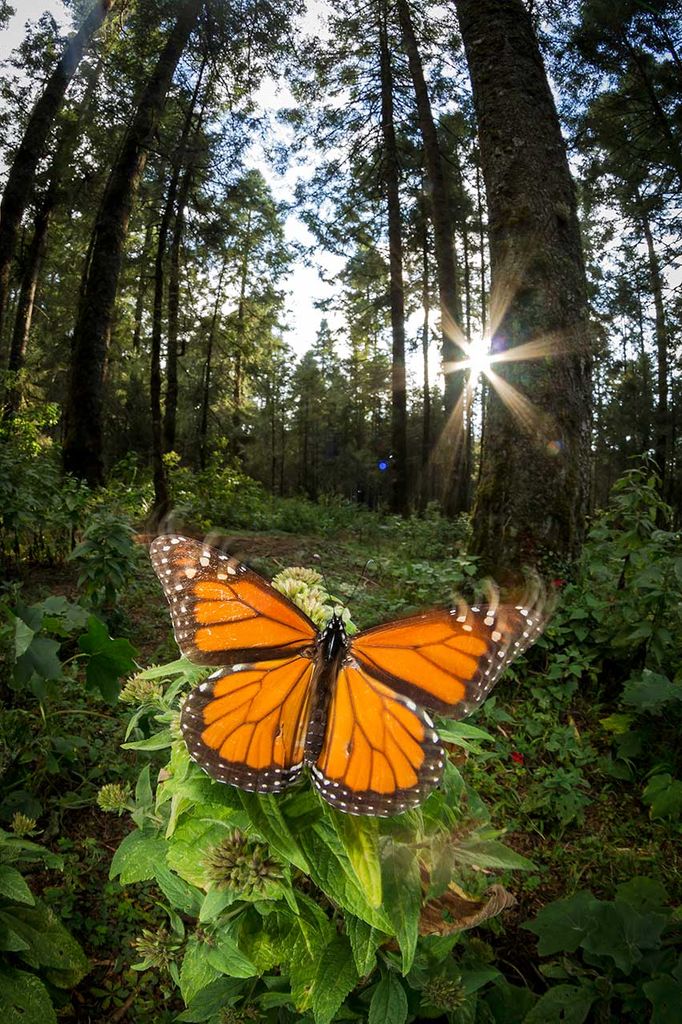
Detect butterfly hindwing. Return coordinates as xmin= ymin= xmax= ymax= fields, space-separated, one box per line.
xmin=181 ymin=656 xmax=315 ymax=792
xmin=311 ymin=661 xmax=444 ymax=816
xmin=150 ymin=535 xmax=317 ymax=666
xmin=350 ymin=601 xmax=547 ymax=718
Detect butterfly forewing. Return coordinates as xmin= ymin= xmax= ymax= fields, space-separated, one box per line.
xmin=181 ymin=656 xmax=315 ymax=792
xmin=350 ymin=601 xmax=547 ymax=718
xmin=311 ymin=662 xmax=444 ymax=816
xmin=150 ymin=535 xmax=317 ymax=665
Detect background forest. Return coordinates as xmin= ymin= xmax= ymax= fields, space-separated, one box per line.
xmin=0 ymin=0 xmax=681 ymax=1023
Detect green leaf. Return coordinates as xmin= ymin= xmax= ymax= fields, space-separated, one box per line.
xmin=616 ymin=877 xmax=668 ymax=912
xmin=109 ymin=830 xmax=168 ymax=884
xmin=178 ymin=938 xmax=221 ymax=1006
xmin=523 ymin=891 xmax=598 ymax=955
xmin=332 ymin=812 xmax=382 ymax=908
xmin=310 ymin=934 xmax=358 ymax=1024
xmin=205 ymin=927 xmax=258 ymax=978
xmin=368 ymin=973 xmax=408 ymax=1024
xmin=175 ymin=977 xmax=246 ymax=1022
xmin=199 ymin=888 xmax=240 ymax=923
xmin=1 ymin=898 xmax=88 ymax=987
xmin=14 ymin=619 xmax=35 ymax=659
xmin=154 ymin=864 xmax=203 ymax=917
xmin=345 ymin=914 xmax=385 ymax=977
xmin=642 ymin=774 xmax=682 ymax=820
xmin=485 ymin=979 xmax=536 ymax=1023
xmin=135 ymin=764 xmax=154 ymax=809
xmin=78 ymin=616 xmax=137 ymax=703
xmin=454 ymin=837 xmax=534 ymax=871
xmin=0 ymin=966 xmax=57 ymax=1024
xmin=0 ymin=866 xmax=35 ymax=905
xmin=581 ymin=901 xmax=667 ymax=973
xmin=238 ymin=792 xmax=309 ymax=872
xmin=644 ymin=976 xmax=682 ymax=1024
xmin=13 ymin=635 xmax=62 ymax=688
xmin=122 ymin=729 xmax=176 ymax=751
xmin=522 ymin=983 xmax=596 ymax=1024
xmin=622 ymin=671 xmax=682 ymax=714
xmin=381 ymin=842 xmax=421 ymax=974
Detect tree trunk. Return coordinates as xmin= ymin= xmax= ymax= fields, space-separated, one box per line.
xmin=150 ymin=213 xmax=170 ymax=519
xmin=0 ymin=0 xmax=114 ymax=345
xmin=396 ymin=0 xmax=466 ymax=513
xmin=132 ymin=217 xmax=154 ymax=352
xmin=379 ymin=3 xmax=408 ymax=517
xmin=199 ymin=263 xmax=226 ymax=470
xmin=456 ymin=0 xmax=593 ymax=581
xmin=62 ymin=0 xmax=202 ymax=485
xmin=419 ymin=198 xmax=431 ymax=511
xmin=2 ymin=193 xmax=52 ymax=417
xmin=639 ymin=204 xmax=671 ymax=494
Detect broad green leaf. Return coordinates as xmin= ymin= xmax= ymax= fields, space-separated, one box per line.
xmin=179 ymin=937 xmax=221 ymax=1005
xmin=644 ymin=976 xmax=682 ymax=1024
xmin=175 ymin=977 xmax=246 ymax=1022
xmin=642 ymin=774 xmax=682 ymax=820
xmin=523 ymin=983 xmax=596 ymax=1024
xmin=0 ymin=866 xmax=34 ymax=905
xmin=381 ymin=842 xmax=421 ymax=974
xmin=109 ymin=829 xmax=168 ymax=884
xmin=135 ymin=764 xmax=154 ymax=808
xmin=461 ymin=966 xmax=500 ymax=994
xmin=13 ymin=636 xmax=62 ymax=688
xmin=454 ymin=836 xmax=534 ymax=871
xmin=239 ymin=908 xmax=299 ymax=974
xmin=298 ymin=827 xmax=391 ymax=931
xmin=154 ymin=864 xmax=203 ymax=916
xmin=523 ymin=891 xmax=598 ymax=955
xmin=622 ymin=671 xmax=682 ymax=714
xmin=14 ymin=619 xmax=35 ymax=659
xmin=368 ymin=973 xmax=408 ymax=1024
xmin=345 ymin=914 xmax=386 ymax=976
xmin=199 ymin=888 xmax=239 ymax=923
xmin=0 ymin=916 xmax=30 ymax=952
xmin=581 ymin=901 xmax=667 ymax=973
xmin=332 ymin=811 xmax=382 ymax=908
xmin=2 ymin=898 xmax=88 ymax=987
xmin=616 ymin=877 xmax=668 ymax=912
xmin=205 ymin=926 xmax=258 ymax=978
xmin=0 ymin=966 xmax=57 ymax=1024
xmin=166 ymin=808 xmax=246 ymax=887
xmin=310 ymin=934 xmax=358 ymax=1024
xmin=79 ymin=616 xmax=137 ymax=703
xmin=238 ymin=792 xmax=309 ymax=872
xmin=485 ymin=979 xmax=536 ymax=1023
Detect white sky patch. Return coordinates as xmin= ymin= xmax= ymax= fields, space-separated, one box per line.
xmin=0 ymin=0 xmax=70 ymax=59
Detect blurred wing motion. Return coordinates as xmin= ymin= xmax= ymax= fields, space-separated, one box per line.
xmin=311 ymin=663 xmax=444 ymax=816
xmin=351 ymin=600 xmax=546 ymax=718
xmin=151 ymin=534 xmax=549 ymax=816
xmin=149 ymin=535 xmax=316 ymax=666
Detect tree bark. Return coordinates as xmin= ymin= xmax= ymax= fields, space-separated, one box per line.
xmin=639 ymin=204 xmax=670 ymax=493
xmin=199 ymin=263 xmax=226 ymax=470
xmin=456 ymin=0 xmax=593 ymax=581
xmin=379 ymin=3 xmax=408 ymax=516
xmin=396 ymin=0 xmax=466 ymax=513
xmin=0 ymin=0 xmax=114 ymax=345
xmin=62 ymin=0 xmax=202 ymax=485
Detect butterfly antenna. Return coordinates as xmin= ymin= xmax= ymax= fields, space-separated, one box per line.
xmin=346 ymin=558 xmax=375 ymax=608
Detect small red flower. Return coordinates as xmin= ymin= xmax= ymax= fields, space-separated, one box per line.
xmin=511 ymin=751 xmax=525 ymax=765
xmin=551 ymin=578 xmax=566 ymax=589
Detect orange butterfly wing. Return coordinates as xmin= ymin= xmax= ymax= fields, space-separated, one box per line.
xmin=150 ymin=535 xmax=317 ymax=666
xmin=351 ymin=602 xmax=547 ymax=717
xmin=181 ymin=656 xmax=314 ymax=792
xmin=311 ymin=662 xmax=444 ymax=816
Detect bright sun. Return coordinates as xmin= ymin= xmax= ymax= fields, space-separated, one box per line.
xmin=466 ymin=335 xmax=492 ymax=381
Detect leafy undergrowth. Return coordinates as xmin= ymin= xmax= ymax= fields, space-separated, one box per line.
xmin=1 ymin=456 xmax=681 ymax=1022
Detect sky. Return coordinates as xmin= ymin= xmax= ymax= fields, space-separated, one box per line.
xmin=0 ymin=0 xmax=346 ymax=358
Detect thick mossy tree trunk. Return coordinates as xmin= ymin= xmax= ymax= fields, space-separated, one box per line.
xmin=0 ymin=0 xmax=114 ymax=346
xmin=379 ymin=2 xmax=408 ymax=517
xmin=62 ymin=0 xmax=202 ymax=485
xmin=456 ymin=0 xmax=593 ymax=581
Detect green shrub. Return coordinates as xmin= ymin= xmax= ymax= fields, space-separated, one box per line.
xmin=0 ymin=827 xmax=89 ymax=1023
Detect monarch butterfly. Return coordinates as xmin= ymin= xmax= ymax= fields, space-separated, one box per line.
xmin=150 ymin=535 xmax=547 ymax=817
